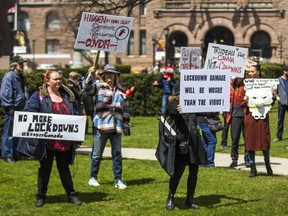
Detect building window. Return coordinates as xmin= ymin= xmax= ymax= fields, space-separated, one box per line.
xmin=128 ymin=31 xmax=134 ymax=55
xmin=140 ymin=1 xmax=146 ymax=15
xmin=18 ymin=12 xmax=30 ymax=31
xmin=46 ymin=12 xmax=60 ymax=29
xmin=140 ymin=30 xmax=146 ymax=55
xmin=250 ymin=31 xmax=272 ymax=59
xmin=46 ymin=40 xmax=60 ymax=54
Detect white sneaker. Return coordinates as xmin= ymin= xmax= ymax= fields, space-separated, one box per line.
xmin=88 ymin=177 xmax=100 ymax=187
xmin=114 ymin=179 xmax=127 ymax=189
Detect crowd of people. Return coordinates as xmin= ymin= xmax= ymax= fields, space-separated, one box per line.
xmin=0 ymin=55 xmax=286 ymax=210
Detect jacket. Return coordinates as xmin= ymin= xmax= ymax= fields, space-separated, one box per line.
xmin=157 ymin=76 xmax=175 ymax=95
xmin=85 ymin=81 xmax=130 ymax=134
xmin=168 ymin=99 xmax=207 ymax=165
xmin=0 ymin=70 xmax=29 ymax=110
xmin=276 ymin=76 xmax=288 ymax=106
xmin=17 ymin=84 xmax=80 ymax=162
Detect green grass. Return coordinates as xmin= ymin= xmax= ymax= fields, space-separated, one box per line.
xmin=1 ymin=106 xmax=288 ymax=215
xmin=1 ymin=156 xmax=288 ymax=215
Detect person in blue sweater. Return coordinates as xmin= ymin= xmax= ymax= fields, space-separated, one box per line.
xmin=153 ymin=66 xmax=176 ymax=117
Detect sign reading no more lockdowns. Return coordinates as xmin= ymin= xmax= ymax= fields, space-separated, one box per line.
xmin=13 ymin=111 xmax=87 ymax=142
xmin=74 ymin=12 xmax=134 ymax=53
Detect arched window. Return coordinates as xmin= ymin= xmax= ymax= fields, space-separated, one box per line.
xmin=18 ymin=12 xmax=30 ymax=31
xmin=250 ymin=31 xmax=271 ymax=59
xmin=46 ymin=12 xmax=60 ymax=29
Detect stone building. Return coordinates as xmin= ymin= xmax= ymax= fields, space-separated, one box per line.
xmin=0 ymin=0 xmax=287 ymax=71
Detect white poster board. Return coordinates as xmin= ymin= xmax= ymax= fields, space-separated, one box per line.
xmin=204 ymin=43 xmax=248 ymax=78
xmin=13 ymin=111 xmax=87 ymax=142
xmin=244 ymin=78 xmax=279 ymax=119
xmin=74 ymin=12 xmax=134 ymax=53
xmin=180 ymin=47 xmax=201 ymax=70
xmin=180 ymin=70 xmax=230 ymax=113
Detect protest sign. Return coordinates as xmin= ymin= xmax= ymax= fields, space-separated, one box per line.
xmin=204 ymin=43 xmax=248 ymax=78
xmin=244 ymin=78 xmax=279 ymax=119
xmin=74 ymin=12 xmax=134 ymax=53
xmin=180 ymin=70 xmax=230 ymax=113
xmin=13 ymin=111 xmax=87 ymax=142
xmin=180 ymin=47 xmax=201 ymax=70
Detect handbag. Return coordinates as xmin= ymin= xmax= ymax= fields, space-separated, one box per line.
xmin=206 ymin=116 xmax=224 ymax=132
xmin=155 ymin=116 xmax=176 ymax=176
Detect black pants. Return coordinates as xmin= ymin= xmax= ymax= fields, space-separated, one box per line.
xmin=37 ymin=149 xmax=74 ymax=198
xmin=230 ymin=116 xmax=248 ymax=161
xmin=169 ymin=162 xmax=199 ymax=197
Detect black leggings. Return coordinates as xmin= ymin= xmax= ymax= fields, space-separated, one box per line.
xmin=169 ymin=163 xmax=199 ymax=196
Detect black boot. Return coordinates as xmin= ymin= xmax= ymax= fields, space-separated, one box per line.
xmin=34 ymin=193 xmax=46 ymax=208
xmin=265 ymin=160 xmax=273 ymax=176
xmin=68 ymin=192 xmax=82 ymax=205
xmin=229 ymin=160 xmax=238 ymax=168
xmin=249 ymin=164 xmax=257 ymax=178
xmin=185 ymin=194 xmax=200 ymax=210
xmin=166 ymin=193 xmax=174 ymax=211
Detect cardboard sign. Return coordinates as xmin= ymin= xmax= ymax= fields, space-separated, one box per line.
xmin=204 ymin=43 xmax=248 ymax=78
xmin=180 ymin=70 xmax=230 ymax=113
xmin=74 ymin=12 xmax=134 ymax=53
xmin=180 ymin=47 xmax=201 ymax=70
xmin=13 ymin=111 xmax=87 ymax=142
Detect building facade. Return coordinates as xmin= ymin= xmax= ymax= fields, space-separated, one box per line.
xmin=0 ymin=0 xmax=287 ymax=71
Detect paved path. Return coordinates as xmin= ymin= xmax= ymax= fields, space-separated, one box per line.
xmin=76 ymin=147 xmax=288 ymax=176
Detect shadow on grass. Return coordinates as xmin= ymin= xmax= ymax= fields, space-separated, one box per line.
xmin=46 ymin=191 xmax=108 ymax=204
xmin=126 ymin=177 xmax=155 ymax=186
xmin=174 ymin=195 xmax=261 ymax=209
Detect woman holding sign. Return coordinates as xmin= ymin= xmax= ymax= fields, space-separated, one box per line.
xmin=18 ymin=70 xmax=82 ymax=207
xmin=243 ymin=64 xmax=274 ymax=177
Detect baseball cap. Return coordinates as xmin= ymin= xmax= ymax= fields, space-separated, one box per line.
xmin=11 ymin=56 xmax=26 ymax=64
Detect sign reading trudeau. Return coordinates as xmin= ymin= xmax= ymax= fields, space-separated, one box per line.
xmin=180 ymin=70 xmax=230 ymax=113
xmin=13 ymin=111 xmax=87 ymax=142
xmin=204 ymin=43 xmax=248 ymax=78
xmin=74 ymin=12 xmax=134 ymax=53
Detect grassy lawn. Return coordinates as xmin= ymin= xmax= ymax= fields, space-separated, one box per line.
xmin=1 ymin=105 xmax=288 ymax=215
xmin=1 ymin=155 xmax=288 ymax=215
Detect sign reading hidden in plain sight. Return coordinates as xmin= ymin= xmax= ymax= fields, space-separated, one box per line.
xmin=244 ymin=78 xmax=279 ymax=120
xmin=13 ymin=111 xmax=87 ymax=142
xmin=180 ymin=47 xmax=201 ymax=70
xmin=204 ymin=43 xmax=248 ymax=78
xmin=74 ymin=12 xmax=134 ymax=53
xmin=180 ymin=70 xmax=230 ymax=113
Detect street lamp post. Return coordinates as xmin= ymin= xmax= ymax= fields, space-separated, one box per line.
xmin=7 ymin=12 xmax=15 ymax=64
xmin=152 ymin=37 xmax=156 ymax=68
xmin=32 ymin=39 xmax=36 ymax=70
xmin=164 ymin=27 xmax=169 ymax=67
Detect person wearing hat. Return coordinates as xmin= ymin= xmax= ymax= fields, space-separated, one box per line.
xmin=273 ymin=65 xmax=288 ymax=142
xmin=165 ymin=80 xmax=207 ymax=211
xmin=152 ymin=66 xmax=176 ymax=117
xmin=85 ymin=64 xmax=130 ymax=189
xmin=0 ymin=56 xmax=29 ymax=163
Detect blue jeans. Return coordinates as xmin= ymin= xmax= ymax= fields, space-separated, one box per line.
xmin=90 ymin=129 xmax=123 ymax=181
xmin=248 ymin=150 xmax=270 ymax=165
xmin=161 ymin=94 xmax=169 ymax=116
xmin=1 ymin=113 xmax=18 ymax=159
xmin=276 ymin=104 xmax=288 ymax=139
xmin=198 ymin=122 xmax=217 ymax=166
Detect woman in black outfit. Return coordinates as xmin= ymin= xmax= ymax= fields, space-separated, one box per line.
xmin=166 ymin=81 xmax=207 ymax=211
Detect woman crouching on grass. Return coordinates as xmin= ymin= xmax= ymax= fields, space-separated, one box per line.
xmin=165 ymin=80 xmax=207 ymax=211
